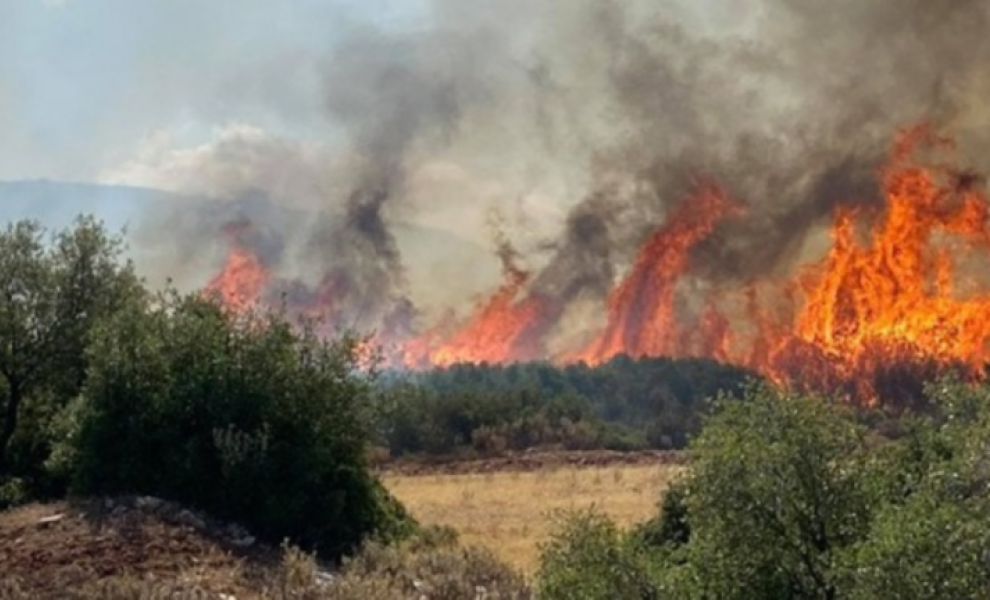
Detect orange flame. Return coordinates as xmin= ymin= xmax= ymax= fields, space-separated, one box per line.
xmin=758 ymin=125 xmax=990 ymax=400
xmin=577 ymin=182 xmax=744 ymax=364
xmin=403 ymin=262 xmax=546 ymax=368
xmin=203 ymin=222 xmax=270 ymax=313
xmin=202 ymin=125 xmax=990 ymax=403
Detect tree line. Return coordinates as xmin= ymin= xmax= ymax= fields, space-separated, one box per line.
xmin=376 ymin=357 xmax=757 ymax=457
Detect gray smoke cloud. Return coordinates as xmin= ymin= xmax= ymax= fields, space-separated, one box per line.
xmin=131 ymin=0 xmax=990 ymax=347
xmin=298 ymin=28 xmax=501 ymax=332
xmin=517 ymin=0 xmax=990 ymax=299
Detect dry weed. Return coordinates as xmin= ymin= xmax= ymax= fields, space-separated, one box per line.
xmin=384 ymin=463 xmax=681 ymax=573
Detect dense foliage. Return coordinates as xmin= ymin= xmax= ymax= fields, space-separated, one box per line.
xmin=0 ymin=217 xmax=143 ymax=502
xmin=0 ymin=218 xmax=412 ymax=557
xmin=537 ymin=378 xmax=990 ymax=599
xmin=59 ymin=294 xmax=412 ymax=556
xmin=378 ymin=356 xmax=757 ymax=457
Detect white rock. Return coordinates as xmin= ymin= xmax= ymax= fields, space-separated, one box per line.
xmin=177 ymin=509 xmax=206 ymax=530
xmin=230 ymin=535 xmax=256 ymax=548
xmin=36 ymin=514 xmax=64 ymax=527
xmin=136 ymin=496 xmax=164 ymax=510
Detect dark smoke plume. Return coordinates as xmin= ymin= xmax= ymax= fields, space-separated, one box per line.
xmin=513 ymin=0 xmax=990 ymax=305
xmin=137 ymin=0 xmax=990 ymax=345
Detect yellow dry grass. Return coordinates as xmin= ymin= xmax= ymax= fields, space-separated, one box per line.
xmin=382 ymin=463 xmax=683 ymax=574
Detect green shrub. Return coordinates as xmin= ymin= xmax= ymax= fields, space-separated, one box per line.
xmin=630 ymin=479 xmax=690 ymax=550
xmin=836 ymin=377 xmax=990 ymax=599
xmin=536 ymin=509 xmax=658 ymax=600
xmin=0 ymin=217 xmax=143 ymax=504
xmin=599 ymin=423 xmax=648 ymax=452
xmin=842 ymin=491 xmax=990 ymax=600
xmin=0 ymin=476 xmax=30 ymax=508
xmin=672 ymin=385 xmax=872 ymax=599
xmin=558 ymin=417 xmax=600 ymax=451
xmin=63 ymin=292 xmax=413 ymax=557
xmin=630 ymin=378 xmax=990 ymax=598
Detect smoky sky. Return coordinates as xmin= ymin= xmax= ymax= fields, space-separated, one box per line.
xmin=128 ymin=0 xmax=990 ymax=338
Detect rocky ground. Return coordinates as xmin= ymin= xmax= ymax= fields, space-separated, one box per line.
xmin=0 ymin=495 xmax=280 ymax=598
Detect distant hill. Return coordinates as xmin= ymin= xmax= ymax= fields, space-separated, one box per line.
xmin=0 ymin=180 xmax=500 ymax=301
xmin=0 ymin=180 xmax=196 ymax=233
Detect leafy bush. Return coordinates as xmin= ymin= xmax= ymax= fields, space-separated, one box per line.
xmin=838 ymin=378 xmax=990 ymax=600
xmin=536 ymin=509 xmax=658 ymax=600
xmin=62 ymin=292 xmax=413 ymax=557
xmin=598 ymin=423 xmax=649 ymax=452
xmin=675 ymin=385 xmax=871 ymax=599
xmin=0 ymin=217 xmax=143 ymax=504
xmin=535 ymin=378 xmax=990 ymax=599
xmin=630 ymin=479 xmax=690 ymax=549
xmin=843 ymin=491 xmax=990 ymax=600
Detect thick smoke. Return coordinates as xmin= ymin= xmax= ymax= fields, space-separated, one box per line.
xmin=498 ymin=0 xmax=990 ymax=316
xmin=686 ymin=0 xmax=990 ymax=281
xmin=299 ymin=29 xmax=498 ymax=331
xmin=133 ymin=0 xmax=990 ymax=345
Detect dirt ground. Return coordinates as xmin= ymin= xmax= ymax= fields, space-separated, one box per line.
xmin=0 ymin=496 xmax=278 ymax=598
xmin=376 ymin=448 xmax=686 ymax=477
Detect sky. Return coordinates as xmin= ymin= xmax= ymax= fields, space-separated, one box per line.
xmin=0 ymin=0 xmax=426 ymax=182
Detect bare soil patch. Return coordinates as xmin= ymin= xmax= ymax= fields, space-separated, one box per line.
xmin=0 ymin=496 xmax=277 ymax=598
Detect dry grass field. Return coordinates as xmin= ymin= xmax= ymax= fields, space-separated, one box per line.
xmin=382 ymin=462 xmax=684 ymax=574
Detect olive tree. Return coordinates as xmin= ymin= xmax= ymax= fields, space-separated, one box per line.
xmin=0 ymin=217 xmax=141 ymax=493
xmin=674 ymin=385 xmax=872 ymax=600
xmin=66 ymin=292 xmax=413 ymax=556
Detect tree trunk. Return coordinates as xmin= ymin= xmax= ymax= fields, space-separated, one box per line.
xmin=0 ymin=382 xmax=22 ymax=474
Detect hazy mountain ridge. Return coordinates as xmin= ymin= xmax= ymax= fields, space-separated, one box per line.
xmin=0 ymin=180 xmax=499 ymax=306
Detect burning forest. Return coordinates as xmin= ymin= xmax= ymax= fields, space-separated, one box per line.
xmin=203 ymin=126 xmax=990 ymax=404
xmin=142 ymin=0 xmax=990 ymax=405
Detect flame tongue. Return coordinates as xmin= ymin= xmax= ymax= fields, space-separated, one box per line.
xmin=201 ymin=125 xmax=990 ymax=404
xmin=203 ymin=221 xmax=271 ymax=313
xmin=763 ymin=126 xmax=990 ymax=399
xmin=405 ymin=260 xmax=546 ymax=368
xmin=578 ymin=182 xmax=744 ymax=364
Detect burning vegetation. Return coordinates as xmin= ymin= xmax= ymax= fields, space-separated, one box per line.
xmin=203 ymin=220 xmax=271 ymax=313
xmin=204 ymin=126 xmax=990 ymax=404
xmin=149 ymin=0 xmax=990 ymax=406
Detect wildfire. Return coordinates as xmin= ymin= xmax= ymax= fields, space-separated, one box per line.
xmin=759 ymin=126 xmax=990 ymax=399
xmin=577 ymin=181 xmax=744 ymax=364
xmin=203 ymin=125 xmax=990 ymax=403
xmin=203 ymin=221 xmax=270 ymax=313
xmin=402 ymin=258 xmax=546 ymax=368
